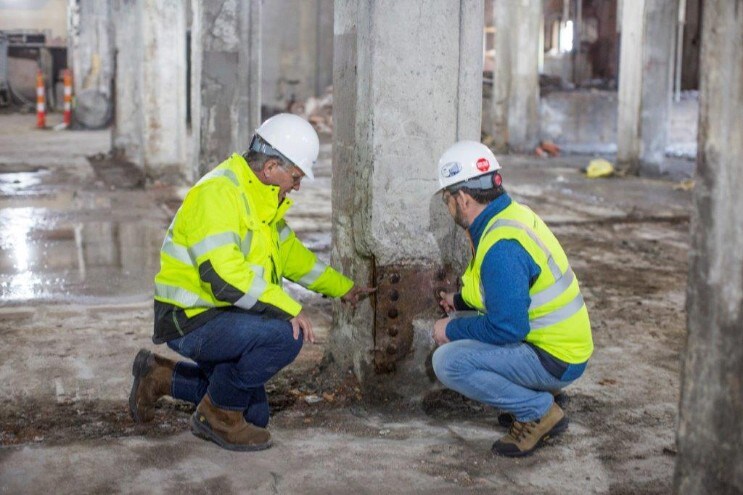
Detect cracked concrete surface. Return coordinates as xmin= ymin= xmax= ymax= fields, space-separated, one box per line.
xmin=0 ymin=113 xmax=692 ymax=494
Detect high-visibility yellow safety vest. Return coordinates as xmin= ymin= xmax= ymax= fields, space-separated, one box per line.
xmin=460 ymin=200 xmax=593 ymax=364
xmin=154 ymin=153 xmax=353 ymax=325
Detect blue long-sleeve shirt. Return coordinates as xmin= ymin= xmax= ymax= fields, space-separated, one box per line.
xmin=445 ymin=193 xmax=587 ymax=381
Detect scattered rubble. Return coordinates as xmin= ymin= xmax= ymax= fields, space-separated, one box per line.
xmin=673 ymin=179 xmax=695 ymax=191
xmin=536 ymin=140 xmax=561 ymax=158
xmin=294 ymin=85 xmax=333 ymax=135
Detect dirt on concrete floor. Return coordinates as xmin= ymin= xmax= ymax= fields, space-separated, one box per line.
xmin=0 ymin=113 xmax=691 ymax=494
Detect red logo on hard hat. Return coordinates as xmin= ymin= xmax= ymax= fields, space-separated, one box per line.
xmin=476 ymin=158 xmax=490 ymax=172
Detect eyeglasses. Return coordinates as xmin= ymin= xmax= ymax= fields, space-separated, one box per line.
xmin=283 ymin=166 xmax=304 ymax=186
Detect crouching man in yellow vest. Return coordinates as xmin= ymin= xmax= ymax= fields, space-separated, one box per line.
xmin=129 ymin=114 xmax=374 ymax=451
xmin=432 ymin=141 xmax=593 ymax=457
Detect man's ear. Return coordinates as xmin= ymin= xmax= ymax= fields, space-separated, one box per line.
xmin=454 ymin=190 xmax=469 ymax=209
xmin=263 ymin=157 xmax=280 ymax=175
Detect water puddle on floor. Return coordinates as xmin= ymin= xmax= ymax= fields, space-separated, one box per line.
xmin=0 ymin=207 xmax=163 ymax=305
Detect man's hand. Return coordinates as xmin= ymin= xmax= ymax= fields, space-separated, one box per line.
xmin=438 ymin=291 xmax=456 ymax=314
xmin=290 ymin=310 xmax=315 ymax=344
xmin=340 ymin=286 xmax=377 ymax=308
xmin=433 ymin=317 xmax=451 ymax=345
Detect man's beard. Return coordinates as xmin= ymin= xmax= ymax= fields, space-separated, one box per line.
xmin=454 ymin=203 xmax=469 ymax=229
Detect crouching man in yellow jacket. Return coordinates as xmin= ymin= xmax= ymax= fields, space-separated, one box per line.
xmin=129 ymin=114 xmax=374 ymax=451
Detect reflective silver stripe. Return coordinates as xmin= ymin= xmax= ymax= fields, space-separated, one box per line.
xmin=161 ymin=231 xmax=192 ymax=265
xmin=155 ymin=283 xmax=213 ymax=308
xmin=249 ymin=264 xmax=264 ymax=278
xmin=234 ymin=275 xmax=268 ymax=310
xmin=279 ymin=224 xmax=292 ymax=242
xmin=529 ymin=267 xmax=576 ymax=311
xmin=297 ymin=261 xmax=328 ymax=287
xmin=530 ymin=293 xmax=585 ymax=330
xmin=241 ymin=194 xmax=251 ymax=216
xmin=199 ymin=168 xmax=239 ymax=186
xmin=241 ymin=231 xmax=253 ymax=256
xmin=189 ymin=231 xmax=241 ymax=259
xmin=485 ymin=219 xmax=562 ymax=280
xmin=483 ymin=218 xmax=583 ymax=320
xmin=162 ymin=230 xmax=246 ymax=265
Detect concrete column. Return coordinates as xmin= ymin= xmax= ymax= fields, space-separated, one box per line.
xmin=491 ymin=0 xmax=541 ymax=152
xmin=67 ymin=0 xmax=114 ymax=129
xmin=112 ymin=0 xmax=187 ymax=181
xmin=315 ymin=0 xmax=334 ymax=96
xmin=331 ymin=0 xmax=483 ymax=399
xmin=141 ymin=1 xmax=187 ymax=178
xmin=191 ymin=0 xmax=261 ymax=178
xmin=262 ymin=0 xmax=332 ymax=112
xmin=617 ymin=0 xmax=677 ymax=175
xmin=111 ymin=0 xmax=143 ymax=165
xmin=674 ymin=1 xmax=743 ymax=493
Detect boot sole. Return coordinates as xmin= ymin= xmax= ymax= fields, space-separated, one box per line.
xmin=492 ymin=416 xmax=570 ymax=458
xmin=189 ymin=412 xmax=272 ymax=452
xmin=128 ymin=349 xmax=152 ymax=423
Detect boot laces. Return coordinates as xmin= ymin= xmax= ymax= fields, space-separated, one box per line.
xmin=509 ymin=420 xmax=537 ymax=442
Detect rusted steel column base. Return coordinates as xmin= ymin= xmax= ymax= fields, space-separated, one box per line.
xmin=373 ymin=263 xmax=457 ymax=375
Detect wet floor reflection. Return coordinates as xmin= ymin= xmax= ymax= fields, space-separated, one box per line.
xmin=0 ymin=171 xmax=44 ymax=196
xmin=0 ymin=207 xmax=162 ymax=304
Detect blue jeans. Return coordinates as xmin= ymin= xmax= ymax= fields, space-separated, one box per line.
xmin=432 ymin=340 xmax=576 ymax=422
xmin=166 ymin=310 xmax=303 ymax=428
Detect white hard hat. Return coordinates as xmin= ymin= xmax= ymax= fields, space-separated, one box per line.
xmin=254 ymin=113 xmax=319 ymax=180
xmin=437 ymin=140 xmax=501 ymax=192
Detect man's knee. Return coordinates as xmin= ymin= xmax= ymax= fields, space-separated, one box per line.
xmin=266 ymin=320 xmax=303 ymax=366
xmin=432 ymin=342 xmax=464 ymax=385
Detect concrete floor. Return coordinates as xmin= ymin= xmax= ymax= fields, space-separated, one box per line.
xmin=0 ymin=113 xmax=693 ymax=494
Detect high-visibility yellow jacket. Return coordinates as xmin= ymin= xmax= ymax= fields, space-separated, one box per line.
xmin=460 ymin=200 xmax=593 ymax=364
xmin=153 ymin=153 xmax=353 ymax=343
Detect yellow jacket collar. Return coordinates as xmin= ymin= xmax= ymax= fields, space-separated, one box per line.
xmin=230 ymin=153 xmax=293 ymax=224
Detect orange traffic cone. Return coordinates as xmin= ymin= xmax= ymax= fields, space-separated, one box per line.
xmin=62 ymin=69 xmax=72 ymax=127
xmin=36 ymin=70 xmax=46 ymax=128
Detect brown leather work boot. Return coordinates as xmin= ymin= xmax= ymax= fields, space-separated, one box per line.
xmin=497 ymin=391 xmax=568 ymax=428
xmin=492 ymin=402 xmax=569 ymax=457
xmin=190 ymin=394 xmax=272 ymax=452
xmin=128 ymin=348 xmax=176 ymax=423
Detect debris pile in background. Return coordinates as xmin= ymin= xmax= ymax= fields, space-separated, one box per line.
xmin=673 ymin=179 xmax=695 ymax=191
xmin=535 ymin=140 xmax=561 ymax=158
xmin=295 ymin=85 xmax=333 ymax=134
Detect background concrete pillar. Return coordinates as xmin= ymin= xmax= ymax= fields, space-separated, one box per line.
xmin=331 ymin=0 xmax=483 ymax=399
xmin=491 ymin=0 xmax=541 ymax=153
xmin=67 ymin=0 xmax=114 ymax=129
xmin=141 ymin=1 xmax=187 ymax=178
xmin=112 ymin=0 xmax=187 ymax=181
xmin=112 ymin=0 xmax=144 ymax=165
xmin=191 ymin=0 xmax=261 ymax=178
xmin=617 ymin=0 xmax=677 ymax=175
xmin=261 ymin=0 xmax=333 ymax=113
xmin=315 ymin=0 xmax=334 ymax=97
xmin=674 ymin=1 xmax=743 ymax=493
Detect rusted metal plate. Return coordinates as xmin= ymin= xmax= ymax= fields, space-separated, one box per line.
xmin=373 ymin=263 xmax=458 ymax=374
